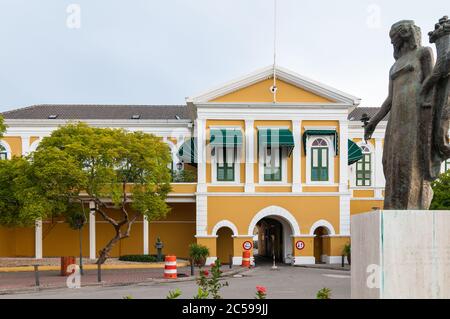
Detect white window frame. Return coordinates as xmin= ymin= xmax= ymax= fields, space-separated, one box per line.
xmin=350 ymin=142 xmax=375 ymax=189
xmin=210 ymin=126 xmax=242 ymax=185
xmin=258 ymin=145 xmax=288 ymax=185
xmin=0 ymin=141 xmax=12 ymax=160
xmin=306 ymin=136 xmax=335 ymax=185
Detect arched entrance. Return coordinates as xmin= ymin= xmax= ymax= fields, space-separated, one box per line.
xmin=216 ymin=227 xmax=233 ymax=265
xmin=248 ymin=206 xmax=301 ymax=264
xmin=254 ymin=218 xmax=284 ymax=262
xmin=313 ymin=227 xmax=329 ymax=264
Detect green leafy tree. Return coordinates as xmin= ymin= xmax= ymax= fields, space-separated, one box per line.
xmin=0 ymin=115 xmax=6 ymax=138
xmin=0 ymin=123 xmax=172 ymax=264
xmin=430 ymin=170 xmax=450 ymax=210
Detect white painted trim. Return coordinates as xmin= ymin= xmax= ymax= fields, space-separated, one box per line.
xmin=232 ymin=256 xmax=255 ymax=266
xmin=324 ymin=256 xmax=348 ymax=264
xmin=211 ymin=220 xmax=239 ymax=236
xmin=205 ymin=257 xmax=217 ymax=265
xmin=305 ymin=135 xmax=335 ymax=185
xmin=89 ymin=202 xmax=96 ymax=260
xmin=195 ymin=195 xmax=208 ymax=236
xmin=292 ymin=256 xmax=316 ymax=265
xmin=143 ymin=216 xmax=149 ymax=255
xmin=339 ymin=195 xmax=351 ymax=235
xmin=35 ymin=219 xmax=43 ymax=259
xmin=0 ymin=140 xmax=12 ymax=159
xmin=349 ymin=141 xmax=375 ymax=188
xmin=29 ymin=138 xmax=41 ymax=153
xmin=309 ymin=219 xmax=336 ymax=236
xmin=211 ymin=145 xmax=241 ymax=185
xmin=339 ymin=120 xmax=349 ymax=192
xmin=196 ymin=119 xmax=207 ymax=193
xmin=258 ymin=144 xmax=288 ymax=184
xmin=21 ymin=136 xmax=30 ymax=156
xmin=187 ymin=65 xmax=361 ymax=105
xmin=303 ymin=126 xmax=337 ymax=131
xmin=245 ymin=120 xmax=255 ymax=193
xmin=198 ymin=192 xmax=349 ymax=197
xmin=247 ymin=205 xmax=301 ymax=236
xmin=292 ymin=120 xmax=302 ymax=192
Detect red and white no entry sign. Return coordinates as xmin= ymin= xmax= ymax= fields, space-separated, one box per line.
xmin=242 ymin=241 xmax=253 ymax=251
xmin=295 ymin=240 xmax=305 ymax=250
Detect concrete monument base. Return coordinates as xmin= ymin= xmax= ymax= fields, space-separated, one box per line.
xmin=351 ymin=210 xmax=450 ymax=299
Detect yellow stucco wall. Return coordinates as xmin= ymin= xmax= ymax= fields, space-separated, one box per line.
xmin=1 ymin=203 xmax=196 ymax=258
xmin=350 ymin=200 xmax=383 ymax=215
xmin=207 ymin=196 xmax=340 ymax=236
xmin=1 ymin=137 xmax=22 ymax=157
xmin=353 ymin=190 xmax=375 ymax=198
xmin=43 ymin=222 xmax=90 ymax=257
xmin=211 ymin=78 xmax=333 ymax=103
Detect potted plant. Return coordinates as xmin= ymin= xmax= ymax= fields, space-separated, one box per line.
xmin=342 ymin=243 xmax=351 ymax=265
xmin=189 ymin=243 xmax=210 ymax=268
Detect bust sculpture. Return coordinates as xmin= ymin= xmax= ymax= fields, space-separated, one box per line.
xmin=364 ymin=17 xmax=450 ymax=210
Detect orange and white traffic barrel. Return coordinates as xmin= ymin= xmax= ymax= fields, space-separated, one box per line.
xmin=164 ymin=255 xmax=177 ymax=279
xmin=241 ymin=251 xmax=251 ymax=267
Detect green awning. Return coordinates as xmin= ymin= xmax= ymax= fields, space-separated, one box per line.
xmin=258 ymin=128 xmax=295 ymax=156
xmin=302 ymin=130 xmax=339 ymax=155
xmin=348 ymin=140 xmax=363 ymax=165
xmin=210 ymin=129 xmax=243 ymax=147
xmin=177 ymin=138 xmax=197 ymax=165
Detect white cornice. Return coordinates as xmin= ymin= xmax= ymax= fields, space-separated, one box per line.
xmin=4 ymin=119 xmax=192 ymax=128
xmin=187 ymin=65 xmax=361 ymax=106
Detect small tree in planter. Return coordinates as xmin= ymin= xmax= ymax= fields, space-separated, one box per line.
xmin=342 ymin=243 xmax=351 ymax=265
xmin=189 ymin=243 xmax=210 ymax=269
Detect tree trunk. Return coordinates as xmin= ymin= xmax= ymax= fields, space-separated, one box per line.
xmin=97 ymin=229 xmax=121 ymax=265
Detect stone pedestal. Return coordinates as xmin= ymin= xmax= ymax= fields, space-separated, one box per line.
xmin=351 ymin=210 xmax=450 ymax=299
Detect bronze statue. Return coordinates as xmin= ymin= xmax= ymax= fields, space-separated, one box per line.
xmin=364 ymin=18 xmax=450 ymax=210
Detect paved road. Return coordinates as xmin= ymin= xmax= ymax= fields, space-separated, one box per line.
xmin=0 ymin=265 xmax=350 ymax=299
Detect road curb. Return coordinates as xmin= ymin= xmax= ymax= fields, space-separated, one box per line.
xmin=0 ymin=261 xmax=189 ymax=273
xmin=0 ymin=266 xmax=252 ymax=295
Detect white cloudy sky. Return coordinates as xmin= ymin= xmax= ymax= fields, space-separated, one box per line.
xmin=0 ymin=0 xmax=447 ymax=112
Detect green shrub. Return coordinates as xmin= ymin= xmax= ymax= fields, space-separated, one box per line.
xmin=316 ymin=287 xmax=332 ymax=299
xmin=189 ymin=243 xmax=210 ymax=268
xmin=119 ymin=254 xmax=160 ymax=262
xmin=342 ymin=243 xmax=351 ymax=256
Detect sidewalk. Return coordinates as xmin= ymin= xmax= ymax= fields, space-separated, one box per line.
xmin=0 ymin=264 xmax=250 ymax=295
xmin=0 ymin=257 xmax=189 ymax=272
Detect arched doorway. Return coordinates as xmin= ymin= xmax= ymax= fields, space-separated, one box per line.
xmin=313 ymin=227 xmax=329 ymax=264
xmin=254 ymin=218 xmax=284 ymax=262
xmin=216 ymin=227 xmax=233 ymax=265
xmin=248 ymin=206 xmax=301 ymax=265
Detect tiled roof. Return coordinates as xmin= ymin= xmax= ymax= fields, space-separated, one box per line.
xmin=348 ymin=107 xmax=388 ymax=121
xmin=1 ymin=104 xmax=191 ymax=120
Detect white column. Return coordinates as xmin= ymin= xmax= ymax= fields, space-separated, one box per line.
xmin=143 ymin=216 xmax=149 ymax=254
xmin=22 ymin=136 xmax=30 ymax=156
xmin=245 ymin=120 xmax=255 ymax=192
xmin=339 ymin=120 xmax=349 ymax=192
xmin=374 ymin=138 xmax=384 ymax=198
xmin=196 ymin=194 xmax=208 ymax=236
xmin=339 ymin=120 xmax=350 ymax=235
xmin=292 ymin=120 xmax=302 ymax=192
xmin=339 ymin=195 xmax=351 ymax=235
xmin=89 ymin=201 xmax=96 ymax=260
xmin=34 ymin=219 xmax=43 ymax=259
xmin=196 ymin=119 xmax=207 ymax=193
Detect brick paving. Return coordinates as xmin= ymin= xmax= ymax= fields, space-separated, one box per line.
xmin=0 ymin=257 xmax=162 ymax=267
xmin=0 ymin=267 xmax=194 ymax=291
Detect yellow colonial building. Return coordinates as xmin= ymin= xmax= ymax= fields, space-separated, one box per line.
xmin=1 ymin=66 xmax=449 ymax=264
